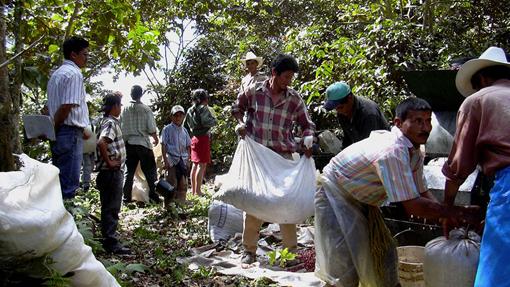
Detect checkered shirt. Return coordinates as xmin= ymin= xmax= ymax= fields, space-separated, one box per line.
xmin=232 ymin=80 xmax=315 ymax=153
xmin=96 ymin=116 xmax=126 ymax=170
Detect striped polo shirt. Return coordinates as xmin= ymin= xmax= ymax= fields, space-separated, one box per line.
xmin=47 ymin=60 xmax=89 ymax=128
xmin=323 ymin=126 xmax=427 ymax=206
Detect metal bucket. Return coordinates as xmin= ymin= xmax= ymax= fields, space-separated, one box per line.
xmin=397 ymin=246 xmax=425 ymax=287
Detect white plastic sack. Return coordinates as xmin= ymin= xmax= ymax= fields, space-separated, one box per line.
xmin=207 ymin=200 xmax=244 ymax=242
xmin=424 ymin=228 xmax=480 ymax=287
xmin=0 ymin=154 xmax=119 ymax=287
xmin=213 ymin=137 xmax=316 ymax=224
xmin=318 ymin=130 xmax=342 ymax=155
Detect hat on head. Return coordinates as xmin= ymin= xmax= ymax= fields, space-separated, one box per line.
xmin=242 ymin=52 xmax=263 ymax=68
xmin=323 ymin=81 xmax=351 ymax=111
xmin=171 ymin=105 xmax=185 ymax=115
xmin=456 ymin=46 xmax=510 ymax=97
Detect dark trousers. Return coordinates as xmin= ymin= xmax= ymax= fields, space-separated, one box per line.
xmin=96 ymin=169 xmax=123 ymax=247
xmin=123 ymin=143 xmax=158 ymax=201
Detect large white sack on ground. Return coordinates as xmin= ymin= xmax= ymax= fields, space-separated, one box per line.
xmin=213 ymin=137 xmax=317 ymax=224
xmin=0 ymin=154 xmax=119 ymax=287
xmin=208 ymin=200 xmax=244 ymax=242
xmin=424 ymin=228 xmax=480 ymax=287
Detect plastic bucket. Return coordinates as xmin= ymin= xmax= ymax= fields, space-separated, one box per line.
xmin=397 ymin=246 xmax=425 ymax=287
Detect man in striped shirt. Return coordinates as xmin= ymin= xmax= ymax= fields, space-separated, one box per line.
xmin=314 ymin=98 xmax=480 ymax=287
xmin=47 ymin=36 xmax=90 ymax=199
xmin=232 ymin=54 xmax=316 ymax=265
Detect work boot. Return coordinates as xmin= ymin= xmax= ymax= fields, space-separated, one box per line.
xmin=241 ymin=251 xmax=256 ymax=264
xmin=104 ymin=242 xmax=131 ymax=255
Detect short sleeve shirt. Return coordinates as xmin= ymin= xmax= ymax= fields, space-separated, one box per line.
xmin=96 ymin=116 xmax=126 ymax=170
xmin=323 ymin=127 xmax=427 ymax=206
xmin=47 ymin=60 xmax=89 ymax=128
xmin=161 ymin=123 xmax=192 ymax=166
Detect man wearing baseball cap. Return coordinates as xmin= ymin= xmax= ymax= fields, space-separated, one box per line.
xmin=442 ymin=46 xmax=510 ymax=287
xmin=161 ymin=105 xmax=191 ymax=205
xmin=324 ymin=81 xmax=389 ymax=148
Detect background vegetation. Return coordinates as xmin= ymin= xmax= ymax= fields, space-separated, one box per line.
xmin=2 ymin=0 xmax=509 ymax=171
xmin=1 ymin=1 xmax=509 ymax=285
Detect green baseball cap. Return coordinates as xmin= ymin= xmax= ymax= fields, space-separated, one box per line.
xmin=324 ymin=82 xmax=351 ymax=111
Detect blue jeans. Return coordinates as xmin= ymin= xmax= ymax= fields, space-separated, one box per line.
xmin=51 ymin=125 xmax=83 ymax=199
xmin=81 ymin=152 xmax=95 ymax=190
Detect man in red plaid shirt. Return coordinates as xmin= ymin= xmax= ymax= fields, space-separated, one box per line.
xmin=232 ymin=54 xmax=316 ymax=265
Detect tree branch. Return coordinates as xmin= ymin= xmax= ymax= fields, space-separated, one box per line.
xmin=63 ymin=0 xmax=82 ymax=40
xmin=0 ymin=35 xmax=44 ymax=69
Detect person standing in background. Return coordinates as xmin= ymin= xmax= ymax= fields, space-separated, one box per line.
xmin=323 ymin=81 xmax=389 ymax=149
xmin=161 ymin=105 xmax=191 ymax=204
xmin=121 ymin=85 xmax=160 ymax=203
xmin=184 ymin=89 xmax=217 ymax=196
xmin=240 ymin=52 xmax=267 ymax=95
xmin=81 ymin=95 xmax=97 ymax=192
xmin=47 ymin=36 xmax=90 ymax=200
xmin=96 ymin=93 xmax=130 ymax=254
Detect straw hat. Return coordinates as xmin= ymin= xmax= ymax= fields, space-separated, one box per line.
xmin=242 ymin=52 xmax=263 ymax=68
xmin=456 ymin=46 xmax=510 ymax=97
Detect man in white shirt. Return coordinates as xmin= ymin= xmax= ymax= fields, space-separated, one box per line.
xmin=239 ymin=52 xmax=267 ymax=95
xmin=47 ymin=36 xmax=90 ymax=199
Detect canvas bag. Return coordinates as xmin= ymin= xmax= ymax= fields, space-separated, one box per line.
xmin=424 ymin=228 xmax=480 ymax=287
xmin=207 ymin=200 xmax=244 ymax=242
xmin=213 ymin=137 xmax=316 ymax=224
xmin=0 ymin=154 xmax=119 ymax=287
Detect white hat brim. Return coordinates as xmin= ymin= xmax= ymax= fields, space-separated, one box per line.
xmin=456 ymin=58 xmax=510 ymax=97
xmin=244 ymin=57 xmax=263 ymax=68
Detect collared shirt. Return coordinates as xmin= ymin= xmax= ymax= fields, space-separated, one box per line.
xmin=96 ymin=116 xmax=126 ymax=170
xmin=240 ymin=72 xmax=268 ymax=94
xmin=47 ymin=60 xmax=89 ymax=128
xmin=184 ymin=104 xmax=217 ymax=137
xmin=324 ymin=127 xmax=427 ymax=206
xmin=232 ymin=80 xmax=316 ymax=153
xmin=120 ymin=100 xmax=158 ymax=149
xmin=338 ymin=95 xmax=389 ymax=148
xmin=161 ymin=122 xmax=191 ymax=166
xmin=442 ymin=79 xmax=510 ymax=183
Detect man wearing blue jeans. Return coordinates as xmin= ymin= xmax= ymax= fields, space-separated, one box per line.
xmin=47 ymin=36 xmax=90 ymax=199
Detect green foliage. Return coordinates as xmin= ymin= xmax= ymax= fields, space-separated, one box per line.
xmin=64 ymin=188 xmax=104 ymax=254
xmin=266 ymin=248 xmax=297 ymax=268
xmin=0 ymin=255 xmax=71 ymax=287
xmin=191 ymin=266 xmax=216 ymax=279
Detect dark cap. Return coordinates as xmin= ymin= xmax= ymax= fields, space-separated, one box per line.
xmin=323 ymin=82 xmax=351 ymax=111
xmin=101 ymin=93 xmax=121 ymax=112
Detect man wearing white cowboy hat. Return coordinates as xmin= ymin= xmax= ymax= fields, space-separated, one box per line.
xmin=442 ymin=46 xmax=510 ymax=287
xmin=240 ymin=51 xmax=268 ymax=95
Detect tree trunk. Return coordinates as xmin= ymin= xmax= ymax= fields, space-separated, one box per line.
xmin=11 ymin=0 xmax=22 ymax=154
xmin=0 ymin=3 xmax=16 ymax=171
